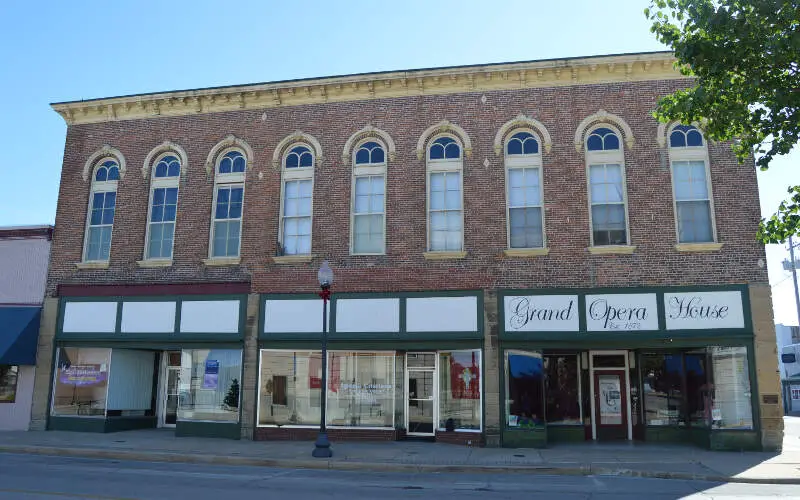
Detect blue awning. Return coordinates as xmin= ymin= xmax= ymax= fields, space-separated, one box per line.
xmin=0 ymin=306 xmax=41 ymax=365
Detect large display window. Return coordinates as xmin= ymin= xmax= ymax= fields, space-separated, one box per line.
xmin=505 ymin=350 xmax=544 ymax=429
xmin=177 ymin=349 xmax=241 ymax=423
xmin=710 ymin=346 xmax=753 ymax=430
xmin=544 ymin=354 xmax=581 ymax=426
xmin=51 ymin=348 xmax=111 ymax=417
xmin=258 ymin=350 xmax=322 ymax=426
xmin=327 ymin=352 xmax=395 ymax=428
xmin=439 ymin=350 xmax=481 ymax=430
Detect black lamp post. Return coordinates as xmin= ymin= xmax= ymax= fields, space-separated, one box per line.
xmin=312 ymin=260 xmax=334 ymax=458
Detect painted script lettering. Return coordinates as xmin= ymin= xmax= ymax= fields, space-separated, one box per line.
xmin=668 ymin=296 xmax=729 ymax=321
xmin=589 ymin=299 xmax=648 ymax=330
xmin=508 ymin=297 xmax=574 ymax=330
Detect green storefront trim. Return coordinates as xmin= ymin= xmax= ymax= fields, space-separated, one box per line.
xmin=176 ymin=421 xmax=241 ymax=440
xmin=49 ymin=416 xmax=157 ymax=433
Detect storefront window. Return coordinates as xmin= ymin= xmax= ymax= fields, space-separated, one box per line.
xmin=710 ymin=346 xmax=753 ymax=430
xmin=327 ymin=352 xmax=395 ymax=428
xmin=258 ymin=350 xmax=321 ymax=426
xmin=685 ymin=350 xmax=711 ymax=427
xmin=642 ymin=353 xmax=684 ymax=426
xmin=178 ymin=349 xmax=241 ymax=423
xmin=0 ymin=365 xmax=19 ymax=403
xmin=505 ymin=350 xmax=544 ymax=429
xmin=439 ymin=350 xmax=481 ymax=430
xmin=52 ymin=348 xmax=111 ymax=416
xmin=544 ymin=355 xmax=581 ymax=425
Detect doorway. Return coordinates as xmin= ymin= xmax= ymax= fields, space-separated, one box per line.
xmin=159 ymin=351 xmax=181 ymax=428
xmin=589 ymin=351 xmax=631 ymax=441
xmin=406 ymin=352 xmax=436 ymax=436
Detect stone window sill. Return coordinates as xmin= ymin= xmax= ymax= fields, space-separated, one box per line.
xmin=423 ymin=251 xmax=467 ymax=260
xmin=588 ymin=245 xmax=637 ymax=255
xmin=75 ymin=261 xmax=109 ymax=270
xmin=137 ymin=259 xmax=173 ymax=268
xmin=504 ymin=248 xmax=550 ymax=257
xmin=675 ymin=242 xmax=724 ymax=252
xmin=272 ymin=254 xmax=315 ymax=264
xmin=202 ymin=257 xmax=241 ymax=266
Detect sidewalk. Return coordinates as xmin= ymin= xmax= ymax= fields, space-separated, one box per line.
xmin=1 ymin=418 xmax=799 ymax=485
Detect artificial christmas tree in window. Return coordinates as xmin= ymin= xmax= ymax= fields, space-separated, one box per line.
xmin=224 ymin=378 xmax=240 ymax=409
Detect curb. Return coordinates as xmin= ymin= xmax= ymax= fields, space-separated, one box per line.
xmin=1 ymin=444 xmax=798 ymax=485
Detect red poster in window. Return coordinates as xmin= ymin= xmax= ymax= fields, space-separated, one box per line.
xmin=451 ymin=352 xmax=480 ymax=399
xmin=308 ymin=354 xmax=340 ymax=392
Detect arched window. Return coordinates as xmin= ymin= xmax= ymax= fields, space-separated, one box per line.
xmin=210 ymin=150 xmax=246 ymax=258
xmin=668 ymin=125 xmax=715 ymax=243
xmin=505 ymin=131 xmax=544 ymax=249
xmin=427 ymin=135 xmax=463 ymax=252
xmin=585 ymin=125 xmax=629 ymax=246
xmin=145 ymin=154 xmax=181 ymax=260
xmin=280 ymin=145 xmax=315 ymax=255
xmin=351 ymin=140 xmax=386 ymax=254
xmin=83 ymin=159 xmax=120 ymax=262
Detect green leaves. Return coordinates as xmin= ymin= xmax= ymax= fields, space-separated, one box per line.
xmin=759 ymin=186 xmax=800 ymax=244
xmin=646 ymin=0 xmax=800 ymax=243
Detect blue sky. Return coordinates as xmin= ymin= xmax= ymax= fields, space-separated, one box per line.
xmin=1 ymin=0 xmax=798 ymax=323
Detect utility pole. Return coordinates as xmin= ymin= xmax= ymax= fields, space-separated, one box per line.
xmin=789 ymin=236 xmax=800 ymax=329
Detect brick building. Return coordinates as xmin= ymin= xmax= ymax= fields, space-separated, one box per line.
xmin=30 ymin=51 xmax=783 ymax=450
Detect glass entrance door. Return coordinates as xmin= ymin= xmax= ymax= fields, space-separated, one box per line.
xmin=406 ymin=353 xmax=436 ymax=436
xmin=162 ymin=351 xmax=181 ymax=428
xmin=591 ymin=351 xmax=629 ymax=441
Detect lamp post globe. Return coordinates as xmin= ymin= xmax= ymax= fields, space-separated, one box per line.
xmin=312 ymin=260 xmax=333 ymax=458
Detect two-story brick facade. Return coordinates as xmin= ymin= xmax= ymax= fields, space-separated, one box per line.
xmin=30 ymin=51 xmax=783 ymax=450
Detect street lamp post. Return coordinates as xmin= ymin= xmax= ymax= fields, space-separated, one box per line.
xmin=312 ymin=260 xmax=334 ymax=458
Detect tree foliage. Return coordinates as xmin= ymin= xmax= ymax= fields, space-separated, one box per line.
xmin=645 ymin=0 xmax=800 ymax=242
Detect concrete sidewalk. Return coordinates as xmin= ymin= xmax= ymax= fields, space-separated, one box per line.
xmin=1 ymin=418 xmax=799 ymax=485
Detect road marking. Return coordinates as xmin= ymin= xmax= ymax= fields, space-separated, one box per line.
xmin=0 ymin=488 xmax=137 ymax=500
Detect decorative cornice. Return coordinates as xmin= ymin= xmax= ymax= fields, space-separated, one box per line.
xmin=205 ymin=135 xmax=255 ymax=176
xmin=574 ymin=110 xmax=635 ymax=152
xmin=52 ymin=52 xmax=682 ymax=126
xmin=342 ymin=125 xmax=397 ymax=164
xmin=142 ymin=141 xmax=189 ymax=179
xmin=494 ymin=114 xmax=552 ymax=155
xmin=82 ymin=145 xmax=126 ymax=182
xmin=416 ymin=120 xmax=473 ymax=160
xmin=272 ymin=131 xmax=323 ymax=169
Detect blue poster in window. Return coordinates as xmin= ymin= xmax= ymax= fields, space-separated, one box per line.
xmin=203 ymin=360 xmax=219 ymax=389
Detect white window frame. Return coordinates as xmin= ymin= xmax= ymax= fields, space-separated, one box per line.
xmin=208 ymin=148 xmax=246 ymax=259
xmin=584 ymin=124 xmax=631 ymax=247
xmin=667 ymin=125 xmax=717 ymax=244
xmin=82 ymin=158 xmax=119 ymax=263
xmin=350 ymin=138 xmax=387 ymax=255
xmin=278 ymin=144 xmax=315 ymax=256
xmin=426 ymin=134 xmax=465 ymax=252
xmin=504 ymin=129 xmax=545 ymax=249
xmin=144 ymin=152 xmax=181 ymax=261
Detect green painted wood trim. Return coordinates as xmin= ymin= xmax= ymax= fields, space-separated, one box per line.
xmin=500 ymin=336 xmax=752 ymax=350
xmin=258 ymin=339 xmax=482 ymax=351
xmin=176 ymin=421 xmax=241 ymax=440
xmin=104 ymin=416 xmax=157 ymax=432
xmin=48 ymin=416 xmax=107 ymax=433
xmin=501 ymin=428 xmax=548 ymax=448
xmin=55 ymin=340 xmax=243 ymax=350
xmin=709 ymin=430 xmax=761 ymax=451
xmin=546 ymin=426 xmax=585 ymax=443
xmin=399 ymin=297 xmax=407 ymax=334
xmin=746 ymin=338 xmax=763 ymax=440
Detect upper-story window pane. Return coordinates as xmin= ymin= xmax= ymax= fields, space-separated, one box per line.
xmin=673 ymin=161 xmax=713 ymax=243
xmin=282 ymin=179 xmax=313 ymax=255
xmin=219 ymin=151 xmax=246 ymax=174
xmin=507 ymin=132 xmax=539 ymax=155
xmin=429 ymin=171 xmax=462 ymax=251
xmin=670 ymin=125 xmax=704 ymax=148
xmin=429 ymin=137 xmax=461 ymax=160
xmin=508 ymin=167 xmax=543 ymax=248
xmin=86 ymin=191 xmax=116 ymax=261
xmin=587 ymin=127 xmax=620 ymax=151
xmin=148 ymin=187 xmax=178 ymax=259
xmin=355 ymin=141 xmax=385 ymax=165
xmin=95 ymin=160 xmax=120 ymax=182
xmin=589 ymin=164 xmax=627 ymax=245
xmin=154 ymin=155 xmax=181 ymax=178
xmin=285 ymin=146 xmax=314 ymax=169
xmin=353 ymin=175 xmax=385 ymax=254
xmin=212 ymin=185 xmax=244 ymax=257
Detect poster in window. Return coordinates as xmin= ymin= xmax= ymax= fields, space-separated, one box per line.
xmin=598 ymin=374 xmax=622 ymax=425
xmin=203 ymin=359 xmax=219 ymax=389
xmin=58 ymin=364 xmax=107 ymax=386
xmin=308 ymin=354 xmax=340 ymax=392
xmin=450 ymin=352 xmax=480 ymax=399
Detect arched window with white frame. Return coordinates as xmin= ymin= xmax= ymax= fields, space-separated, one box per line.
xmin=427 ymin=135 xmax=463 ymax=252
xmin=351 ymin=140 xmax=386 ymax=254
xmin=279 ymin=144 xmax=315 ymax=255
xmin=145 ymin=153 xmax=181 ymax=260
xmin=668 ymin=124 xmax=716 ymax=243
xmin=210 ymin=149 xmax=246 ymax=258
xmin=585 ymin=125 xmax=629 ymax=246
xmin=505 ymin=131 xmax=544 ymax=249
xmin=83 ymin=159 xmax=120 ymax=262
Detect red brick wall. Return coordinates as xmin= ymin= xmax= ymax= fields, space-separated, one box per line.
xmin=47 ymin=78 xmax=767 ymax=296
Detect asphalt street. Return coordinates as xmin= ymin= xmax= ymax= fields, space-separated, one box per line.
xmin=1 ymin=452 xmax=799 ymax=499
